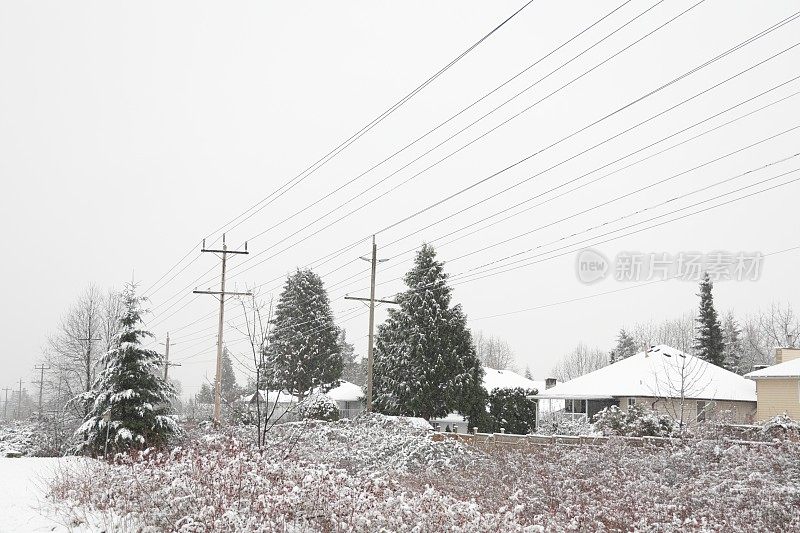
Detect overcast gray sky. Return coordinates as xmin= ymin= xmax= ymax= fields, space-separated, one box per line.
xmin=2 ymin=0 xmax=799 ymax=398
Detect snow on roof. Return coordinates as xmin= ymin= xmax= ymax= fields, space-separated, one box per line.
xmin=323 ymin=380 xmax=364 ymax=402
xmin=745 ymin=357 xmax=800 ymax=379
xmin=535 ymin=345 xmax=756 ymax=402
xmin=483 ymin=367 xmax=544 ymax=393
xmin=241 ymin=390 xmax=299 ymax=404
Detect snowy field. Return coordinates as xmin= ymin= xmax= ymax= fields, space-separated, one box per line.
xmin=29 ymin=414 xmax=800 ymax=532
xmin=0 ymin=457 xmax=69 ymax=532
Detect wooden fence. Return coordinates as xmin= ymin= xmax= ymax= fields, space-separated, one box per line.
xmin=434 ymin=431 xmax=777 ymax=449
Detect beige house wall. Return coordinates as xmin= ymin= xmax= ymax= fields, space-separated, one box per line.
xmin=617 ymin=396 xmax=756 ymax=424
xmin=754 ymin=379 xmax=800 ymax=421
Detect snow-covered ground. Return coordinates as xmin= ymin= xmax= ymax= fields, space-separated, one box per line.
xmin=0 ymin=458 xmax=69 ymax=532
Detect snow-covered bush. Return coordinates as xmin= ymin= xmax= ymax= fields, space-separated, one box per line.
xmin=536 ymin=412 xmax=594 ymax=436
xmin=762 ymin=413 xmax=800 ymax=440
xmin=594 ymin=405 xmax=674 ymax=437
xmin=298 ymin=393 xmax=340 ymax=421
xmin=0 ymin=420 xmax=74 ymax=457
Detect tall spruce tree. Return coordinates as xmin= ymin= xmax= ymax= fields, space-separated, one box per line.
xmin=76 ymin=283 xmax=177 ymax=454
xmin=721 ymin=311 xmax=744 ymax=374
xmin=266 ymin=269 xmax=342 ymax=398
xmin=220 ymin=347 xmax=240 ymax=404
xmin=611 ymin=329 xmax=638 ymax=363
xmin=339 ymin=330 xmax=365 ymax=387
xmin=524 ymin=365 xmax=533 ymax=380
xmin=694 ymin=273 xmax=725 ymax=366
xmin=373 ymin=244 xmax=486 ymax=422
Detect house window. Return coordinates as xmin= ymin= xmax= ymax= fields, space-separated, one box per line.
xmin=566 ymin=399 xmax=587 ymax=414
xmin=628 ymin=398 xmax=636 ymax=408
xmin=696 ymin=400 xmax=708 ymax=422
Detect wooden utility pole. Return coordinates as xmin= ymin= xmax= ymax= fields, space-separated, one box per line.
xmin=161 ymin=333 xmax=181 ymax=381
xmin=194 ymin=233 xmax=251 ymax=425
xmin=33 ymin=364 xmax=50 ymax=420
xmin=1 ymin=388 xmax=10 ymax=420
xmin=344 ymin=235 xmax=395 ymax=412
xmin=78 ymin=334 xmax=101 ymax=416
xmin=15 ymin=379 xmax=24 ymax=419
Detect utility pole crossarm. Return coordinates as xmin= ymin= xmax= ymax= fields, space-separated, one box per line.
xmin=344 ymin=296 xmax=398 ymax=305
xmin=193 ymin=290 xmax=253 ymax=296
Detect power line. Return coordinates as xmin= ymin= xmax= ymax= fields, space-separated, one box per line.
xmin=325 ymin=77 xmax=800 ymax=296
xmin=142 ymin=1 xmax=535 ymax=308
xmin=469 ymin=244 xmax=800 ymax=321
xmin=223 ymin=0 xmax=707 ymax=282
xmin=446 ymin=167 xmax=800 ymax=288
xmin=242 ymin=0 xmax=637 ymax=247
xmin=147 ymin=9 xmax=799 ymax=338
xmin=196 ymin=0 xmax=537 ymax=251
xmin=219 ymin=5 xmax=796 ymax=293
xmin=147 ymin=1 xmax=655 ymax=310
xmin=358 ymin=145 xmax=799 ymax=297
xmin=149 ymin=71 xmax=799 ymax=339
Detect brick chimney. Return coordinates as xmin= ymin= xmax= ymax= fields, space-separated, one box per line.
xmin=545 ymin=377 xmax=557 ymax=389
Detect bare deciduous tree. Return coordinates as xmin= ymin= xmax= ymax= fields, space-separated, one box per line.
xmin=42 ymin=286 xmax=124 ymax=421
xmin=474 ymin=330 xmax=517 ymax=371
xmin=629 ymin=313 xmax=696 ymax=355
xmin=648 ymin=349 xmax=711 ymax=429
xmin=551 ymin=343 xmax=608 ymax=381
xmin=741 ymin=302 xmax=800 ymax=372
xmin=44 ymin=285 xmax=104 ymax=417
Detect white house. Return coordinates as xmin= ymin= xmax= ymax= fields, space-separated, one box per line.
xmin=242 ymin=381 xmax=366 ymax=420
xmin=240 ymin=389 xmax=301 ymax=421
xmin=321 ymin=380 xmax=364 ymax=419
xmin=534 ymin=345 xmax=757 ymax=426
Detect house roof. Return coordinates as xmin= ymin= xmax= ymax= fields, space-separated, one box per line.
xmin=241 ymin=390 xmax=299 ymax=404
xmin=534 ymin=345 xmax=756 ymax=402
xmin=483 ymin=367 xmax=545 ymax=394
xmin=745 ymin=357 xmax=800 ymax=379
xmin=323 ymin=380 xmax=364 ymax=402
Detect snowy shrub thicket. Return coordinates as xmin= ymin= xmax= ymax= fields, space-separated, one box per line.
xmin=0 ymin=420 xmax=72 ymax=457
xmin=594 ymin=405 xmax=674 ymax=437
xmin=762 ymin=413 xmax=800 ymax=439
xmin=47 ymin=413 xmax=800 ymax=531
xmin=536 ymin=412 xmax=595 ymax=436
xmin=298 ymin=393 xmax=339 ymax=422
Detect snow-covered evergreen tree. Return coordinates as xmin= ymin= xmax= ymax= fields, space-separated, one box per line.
xmin=524 ymin=365 xmax=533 ymax=380
xmin=339 ymin=330 xmax=365 ymax=386
xmin=265 ymin=269 xmax=342 ymax=399
xmin=694 ymin=273 xmax=725 ymax=366
xmin=373 ymin=243 xmax=485 ymax=421
xmin=722 ymin=311 xmax=744 ymax=374
xmin=611 ymin=329 xmax=638 ymax=363
xmin=75 ymin=283 xmax=177 ymax=455
xmin=488 ymin=387 xmax=538 ymax=435
xmin=220 ymin=347 xmax=240 ymax=404
xmin=196 ymin=383 xmax=213 ymax=404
